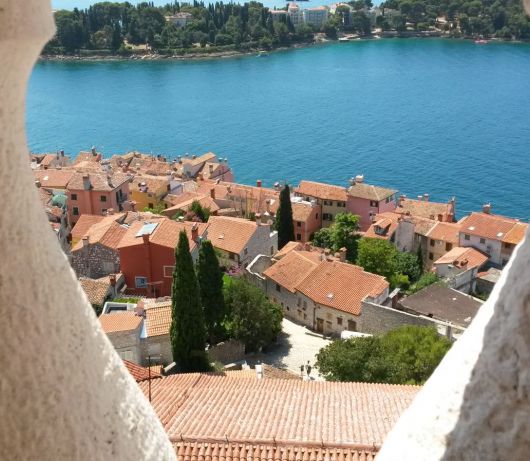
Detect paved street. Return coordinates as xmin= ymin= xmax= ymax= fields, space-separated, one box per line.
xmin=247 ymin=318 xmax=331 ymax=380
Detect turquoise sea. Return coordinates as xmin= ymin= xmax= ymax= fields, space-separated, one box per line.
xmin=27 ymin=39 xmax=530 ymax=219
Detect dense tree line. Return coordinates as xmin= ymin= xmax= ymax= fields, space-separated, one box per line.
xmin=379 ymin=0 xmax=530 ymax=38
xmin=44 ymin=1 xmax=315 ymax=54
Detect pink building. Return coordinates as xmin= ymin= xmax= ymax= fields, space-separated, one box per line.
xmin=66 ymin=172 xmax=131 ymax=225
xmin=346 ymin=176 xmax=398 ymax=231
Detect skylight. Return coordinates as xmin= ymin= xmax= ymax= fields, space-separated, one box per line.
xmin=135 ymin=222 xmax=158 ymax=237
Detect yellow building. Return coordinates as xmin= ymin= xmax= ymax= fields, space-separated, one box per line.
xmin=130 ymin=175 xmax=171 ymax=211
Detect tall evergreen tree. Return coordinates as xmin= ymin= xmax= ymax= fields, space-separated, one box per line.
xmin=197 ymin=240 xmax=226 ymax=345
xmin=170 ymin=231 xmax=210 ymax=371
xmin=275 ymin=184 xmax=295 ymax=249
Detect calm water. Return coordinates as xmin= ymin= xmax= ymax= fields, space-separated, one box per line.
xmin=27 ymin=39 xmax=530 ymax=219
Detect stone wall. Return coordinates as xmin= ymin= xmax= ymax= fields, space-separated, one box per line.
xmin=208 ymin=339 xmax=245 ymax=363
xmin=107 ymin=327 xmax=142 ymax=363
xmin=71 ymin=243 xmax=120 ymax=279
xmin=141 ymin=334 xmax=173 ymax=366
xmin=358 ymin=301 xmax=434 ymax=334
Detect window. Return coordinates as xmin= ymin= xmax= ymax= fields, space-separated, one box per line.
xmin=297 ymin=298 xmax=301 ymax=307
xmin=429 ymin=252 xmax=434 ymax=260
xmin=323 ymin=213 xmax=333 ymax=221
xmin=370 ymin=200 xmax=378 ymax=207
xmin=71 ymin=193 xmax=77 ymax=201
xmin=148 ymin=203 xmax=154 ymax=209
xmin=347 ymin=320 xmax=357 ymax=331
xmin=163 ymin=266 xmax=175 ymax=277
xmin=315 ymin=213 xmax=319 ymax=220
xmin=297 ymin=309 xmax=303 ymax=316
xmin=297 ymin=221 xmax=302 ymax=227
xmin=229 ymin=253 xmax=235 ymax=260
xmin=464 ymin=234 xmax=470 ymax=241
xmin=100 ymin=195 xmax=107 ymax=202
xmin=303 ymin=313 xmax=307 ymax=320
xmin=296 ymin=233 xmax=302 ymax=241
xmin=446 ymin=242 xmax=452 ymax=251
xmin=337 ymin=201 xmax=345 ymax=208
xmin=270 ymin=246 xmax=274 ymax=255
xmin=102 ymin=209 xmax=107 ymax=214
xmin=337 ymin=317 xmax=343 ymax=326
xmin=244 ymin=248 xmax=248 ymax=255
xmin=276 ymin=283 xmax=281 ymax=292
xmin=303 ymin=300 xmax=307 ymax=309
xmin=430 ymin=239 xmax=435 ymax=247
xmin=480 ymin=238 xmax=486 ymax=244
xmin=135 ymin=276 xmax=148 ymax=288
xmin=73 ymin=206 xmax=79 ymax=216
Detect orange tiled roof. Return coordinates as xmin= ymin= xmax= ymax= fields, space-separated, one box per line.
xmin=144 ymin=301 xmax=172 ymax=337
xmin=183 ymin=152 xmax=217 ymax=167
xmin=425 ymin=221 xmax=461 ymax=244
xmin=67 ymin=172 xmax=131 ymax=191
xmin=130 ymin=174 xmax=170 ymax=195
xmin=273 ymin=241 xmax=303 ymax=259
xmin=71 ymin=214 xmax=106 ymax=241
xmin=396 ymin=198 xmax=454 ymax=221
xmin=460 ymin=212 xmax=527 ymax=243
xmin=264 ymin=250 xmax=320 ymax=293
xmin=139 ymin=374 xmax=419 ymax=448
xmin=74 ymin=151 xmax=102 ymax=164
xmin=72 ymin=216 xmax=128 ymax=251
xmin=296 ymin=180 xmax=347 ymax=202
xmin=292 ymin=202 xmax=317 ymax=222
xmin=296 ymin=261 xmax=388 ymax=315
xmin=364 ymin=213 xmax=399 ymax=240
xmin=117 ymin=218 xmax=207 ymax=251
xmin=40 ymin=153 xmax=57 ymax=167
xmin=434 ymin=246 xmax=489 ymax=270
xmin=173 ymin=441 xmax=377 ymax=461
xmin=162 ymin=194 xmax=220 ymax=217
xmin=347 ymin=182 xmax=397 ymax=201
xmin=34 ymin=169 xmax=74 ymax=189
xmin=123 ymin=360 xmax=161 ymax=382
xmin=207 ymin=216 xmax=261 ymax=255
xmin=99 ymin=312 xmax=143 ymax=333
xmin=79 ymin=276 xmax=111 ymax=305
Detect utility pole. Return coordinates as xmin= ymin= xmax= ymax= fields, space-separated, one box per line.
xmin=145 ymin=354 xmax=161 ymax=403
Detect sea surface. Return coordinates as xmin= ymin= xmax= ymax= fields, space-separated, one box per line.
xmin=27 ymin=39 xmax=530 ymax=220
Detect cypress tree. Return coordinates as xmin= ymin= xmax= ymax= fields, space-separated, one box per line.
xmin=276 ymin=184 xmax=295 ymax=249
xmin=170 ymin=231 xmax=209 ymax=372
xmin=197 ymin=240 xmax=226 ymax=345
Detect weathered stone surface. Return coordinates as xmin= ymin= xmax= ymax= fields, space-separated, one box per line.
xmin=0 ymin=1 xmax=175 ymax=459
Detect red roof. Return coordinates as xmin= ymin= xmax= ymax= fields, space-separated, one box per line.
xmin=296 ymin=180 xmax=348 ymax=202
xmin=139 ymin=374 xmax=419 ymax=450
xmin=459 ymin=212 xmax=528 ymax=243
xmin=434 ymin=246 xmax=489 ymax=270
xmin=123 ymin=360 xmax=161 ymax=382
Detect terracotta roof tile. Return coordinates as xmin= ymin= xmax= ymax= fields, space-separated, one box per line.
xmin=79 ymin=277 xmax=111 ymax=305
xmin=130 ymin=174 xmax=170 ymax=195
xmin=99 ymin=311 xmax=143 ymax=333
xmin=162 ymin=194 xmax=220 ymax=217
xmin=207 ymin=216 xmax=261 ymax=255
xmin=459 ymin=212 xmax=527 ymax=243
xmin=296 ymin=181 xmax=347 ymax=202
xmin=71 ymin=214 xmax=106 ymax=241
xmin=425 ymin=221 xmax=461 ymax=244
xmin=123 ymin=360 xmax=161 ymax=382
xmin=145 ymin=301 xmax=172 ymax=337
xmin=182 ymin=152 xmax=217 ymax=167
xmin=264 ymin=250 xmax=320 ymax=292
xmin=67 ymin=172 xmax=131 ymax=191
xmin=291 ymin=202 xmax=316 ymax=222
xmin=434 ymin=246 xmax=489 ymax=270
xmin=40 ymin=153 xmax=57 ymax=167
xmin=273 ymin=241 xmax=303 ymax=259
xmin=173 ymin=442 xmax=377 ymax=461
xmin=296 ymin=261 xmax=388 ymax=315
xmin=364 ymin=213 xmax=399 ymax=240
xmin=34 ymin=169 xmax=74 ymax=189
xmin=139 ymin=374 xmax=419 ymax=448
xmin=347 ymin=182 xmax=397 ymax=201
xmin=74 ymin=151 xmax=102 ymax=164
xmin=396 ymin=198 xmax=454 ymax=221
xmin=72 ymin=217 xmax=128 ymax=251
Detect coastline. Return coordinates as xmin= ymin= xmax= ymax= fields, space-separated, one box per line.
xmin=39 ymin=35 xmax=528 ymax=63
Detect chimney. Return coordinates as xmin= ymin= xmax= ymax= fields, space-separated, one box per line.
xmin=107 ymin=208 xmax=114 ymax=215
xmin=255 ymin=362 xmax=263 ymax=379
xmin=91 ymin=146 xmax=97 ymax=156
xmin=483 ymin=203 xmax=491 ymax=214
xmin=209 ymin=164 xmax=214 ymax=173
xmin=142 ymin=233 xmax=150 ymax=244
xmin=256 ymin=179 xmax=262 ymax=188
xmin=109 ymin=274 xmax=116 ymax=287
xmin=429 ymin=214 xmax=435 ymax=220
xmin=191 ymin=223 xmax=199 ymax=241
xmin=338 ymin=247 xmax=347 ymax=262
xmin=355 ymin=174 xmax=364 ymax=184
xmin=82 ymin=236 xmax=89 ymax=247
xmin=265 ymin=199 xmax=271 ymax=213
xmin=255 ymin=213 xmax=262 ymax=223
xmin=210 ymin=187 xmax=216 ymax=200
xmin=82 ymin=173 xmax=91 ymax=190
xmin=192 ymin=155 xmax=196 ymax=160
xmin=437 ymin=214 xmax=443 ymax=222
xmin=304 ymin=242 xmax=311 ymax=251
xmin=423 ymin=193 xmax=429 ymax=202
xmin=417 ymin=195 xmax=423 ymax=201
xmin=60 ymin=149 xmax=65 ymax=157
xmin=35 ymin=180 xmax=41 ymax=188
xmin=122 ymin=165 xmax=128 ymax=173
xmin=399 ymin=194 xmax=406 ymax=205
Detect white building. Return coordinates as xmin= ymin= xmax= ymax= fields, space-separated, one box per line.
xmin=166 ymin=12 xmax=193 ymax=28
xmin=303 ymin=6 xmax=329 ymax=28
xmin=287 ymin=3 xmax=304 ymax=27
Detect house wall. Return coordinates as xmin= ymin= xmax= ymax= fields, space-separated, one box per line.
xmin=394 ymin=219 xmax=416 ymax=252
xmin=130 ymin=188 xmax=168 ymax=211
xmin=141 ymin=334 xmax=173 ymax=366
xmin=426 ymin=237 xmax=455 ymax=269
xmin=207 ymin=339 xmax=245 ymax=364
xmin=71 ymin=243 xmax=120 ymax=279
xmin=460 ymin=233 xmax=502 ymax=266
xmin=67 ymin=182 xmax=129 ymax=224
xmin=347 ymin=196 xmax=396 ymax=232
xmin=106 ymin=326 xmax=142 ymax=364
xmin=321 ymin=200 xmax=347 ymax=228
xmin=294 ymin=205 xmax=321 ymax=243
xmin=237 ymin=226 xmax=277 ymax=267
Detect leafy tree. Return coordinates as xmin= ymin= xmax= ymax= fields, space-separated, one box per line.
xmin=224 ymin=278 xmax=283 ymax=352
xmin=189 ymin=200 xmax=211 ymax=222
xmin=312 ymin=213 xmax=360 ymax=262
xmin=197 ymin=240 xmax=226 ymax=345
xmin=396 ymin=251 xmax=422 ymax=283
xmin=356 ymin=238 xmax=398 ymax=279
xmin=143 ymin=203 xmax=166 ymax=215
xmin=316 ymin=325 xmax=452 ymax=384
xmin=406 ymin=272 xmax=439 ymax=295
xmin=170 ymin=231 xmax=210 ymax=371
xmin=275 ymin=184 xmax=295 ymax=249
